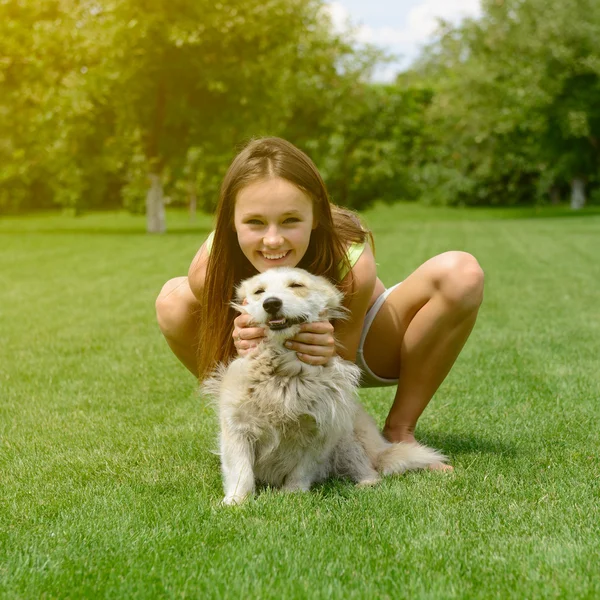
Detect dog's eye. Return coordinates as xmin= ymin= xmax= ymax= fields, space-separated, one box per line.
xmin=253 ymin=288 xmax=265 ymax=295
xmin=289 ymin=282 xmax=304 ymax=289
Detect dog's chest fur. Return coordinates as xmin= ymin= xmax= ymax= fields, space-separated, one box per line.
xmin=232 ymin=345 xmax=357 ymax=434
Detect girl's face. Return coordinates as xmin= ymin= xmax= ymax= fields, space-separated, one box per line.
xmin=233 ymin=177 xmax=316 ymax=273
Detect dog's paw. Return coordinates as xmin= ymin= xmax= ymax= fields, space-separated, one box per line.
xmin=281 ymin=483 xmax=310 ymax=493
xmin=356 ymin=476 xmax=381 ymax=488
xmin=221 ymin=494 xmax=247 ymax=506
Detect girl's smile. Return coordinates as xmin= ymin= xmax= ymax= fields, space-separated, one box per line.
xmin=261 ymin=250 xmax=291 ymax=261
xmin=234 ymin=177 xmax=316 ymax=273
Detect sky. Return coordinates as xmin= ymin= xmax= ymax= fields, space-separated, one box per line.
xmin=325 ymin=0 xmax=481 ymax=81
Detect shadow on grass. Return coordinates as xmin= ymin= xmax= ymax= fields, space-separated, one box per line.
xmin=255 ymin=479 xmax=356 ymax=499
xmin=418 ymin=431 xmax=517 ymax=458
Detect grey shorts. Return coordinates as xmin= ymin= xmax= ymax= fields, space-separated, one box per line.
xmin=355 ymin=283 xmax=402 ymax=388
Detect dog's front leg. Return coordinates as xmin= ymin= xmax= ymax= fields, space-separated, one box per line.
xmin=220 ymin=426 xmax=255 ymax=505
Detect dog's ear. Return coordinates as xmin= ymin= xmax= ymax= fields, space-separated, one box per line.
xmin=231 ymin=300 xmax=248 ymax=314
xmin=319 ymin=277 xmax=346 ymax=319
xmin=231 ymin=281 xmax=249 ymax=314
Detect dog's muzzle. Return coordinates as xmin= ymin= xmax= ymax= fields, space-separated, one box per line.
xmin=263 ymin=296 xmax=308 ymax=331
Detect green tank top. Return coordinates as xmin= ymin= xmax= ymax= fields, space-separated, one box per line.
xmin=203 ymin=231 xmax=364 ymax=281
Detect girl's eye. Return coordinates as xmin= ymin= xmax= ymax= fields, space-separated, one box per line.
xmin=289 ymin=282 xmax=304 ymax=289
xmin=283 ymin=217 xmax=300 ymax=224
xmin=246 ymin=219 xmax=263 ymax=225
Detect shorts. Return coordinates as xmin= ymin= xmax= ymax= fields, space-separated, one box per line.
xmin=355 ymin=283 xmax=402 ymax=388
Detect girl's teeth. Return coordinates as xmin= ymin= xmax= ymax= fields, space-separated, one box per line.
xmin=263 ymin=252 xmax=287 ymax=260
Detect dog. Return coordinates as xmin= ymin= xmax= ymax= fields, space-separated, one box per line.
xmin=202 ymin=267 xmax=446 ymax=505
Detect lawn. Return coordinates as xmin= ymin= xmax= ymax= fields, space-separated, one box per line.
xmin=1 ymin=204 xmax=599 ymax=599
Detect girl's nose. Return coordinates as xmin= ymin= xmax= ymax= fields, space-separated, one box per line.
xmin=263 ymin=226 xmax=283 ymax=247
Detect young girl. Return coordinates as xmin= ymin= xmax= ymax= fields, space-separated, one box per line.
xmin=156 ymin=137 xmax=484 ymax=467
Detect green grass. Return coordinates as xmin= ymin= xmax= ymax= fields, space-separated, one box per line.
xmin=1 ymin=204 xmax=599 ymax=599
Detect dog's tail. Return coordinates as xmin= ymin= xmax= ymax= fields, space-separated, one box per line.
xmin=354 ymin=407 xmax=447 ymax=475
xmin=375 ymin=442 xmax=447 ymax=475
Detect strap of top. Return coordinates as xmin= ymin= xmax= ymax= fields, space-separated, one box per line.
xmin=204 ymin=231 xmax=215 ymax=253
xmin=203 ymin=231 xmax=365 ymax=280
xmin=338 ymin=241 xmax=366 ymax=281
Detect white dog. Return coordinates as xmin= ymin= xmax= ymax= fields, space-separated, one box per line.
xmin=203 ymin=267 xmax=446 ymax=505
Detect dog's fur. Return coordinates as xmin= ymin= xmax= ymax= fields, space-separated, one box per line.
xmin=202 ymin=267 xmax=446 ymax=505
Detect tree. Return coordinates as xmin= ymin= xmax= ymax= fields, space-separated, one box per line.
xmin=0 ymin=0 xmax=380 ymax=226
xmin=311 ymin=82 xmax=431 ymax=210
xmin=410 ymin=0 xmax=600 ymax=207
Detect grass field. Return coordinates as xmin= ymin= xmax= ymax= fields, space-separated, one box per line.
xmin=1 ymin=204 xmax=599 ymax=599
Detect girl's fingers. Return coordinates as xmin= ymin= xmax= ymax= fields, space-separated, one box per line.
xmin=285 ymin=316 xmax=336 ymax=358
xmin=296 ymin=353 xmax=331 ymax=366
xmin=285 ymin=339 xmax=335 ymax=357
xmin=234 ymin=336 xmax=261 ymax=357
xmin=291 ymin=332 xmax=335 ymax=346
xmin=299 ymin=321 xmax=334 ymax=334
xmin=233 ymin=318 xmax=332 ymax=359
xmin=237 ymin=327 xmax=265 ymax=341
xmin=232 ymin=317 xmax=265 ymax=356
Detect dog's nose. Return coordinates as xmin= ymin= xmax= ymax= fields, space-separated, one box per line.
xmin=263 ymin=297 xmax=283 ymax=315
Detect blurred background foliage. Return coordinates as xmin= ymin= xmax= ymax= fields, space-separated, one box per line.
xmin=1 ymin=0 xmax=599 ymax=229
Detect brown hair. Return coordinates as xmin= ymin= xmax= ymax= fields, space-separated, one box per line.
xmin=197 ymin=137 xmax=372 ymax=380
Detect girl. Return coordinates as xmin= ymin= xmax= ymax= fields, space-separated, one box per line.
xmin=156 ymin=137 xmax=484 ymax=467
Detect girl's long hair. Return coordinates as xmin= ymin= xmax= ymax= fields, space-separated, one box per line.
xmin=197 ymin=137 xmax=372 ymax=381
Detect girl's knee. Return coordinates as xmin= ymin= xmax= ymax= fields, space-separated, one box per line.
xmin=156 ymin=277 xmax=197 ymax=335
xmin=435 ymin=252 xmax=484 ymax=311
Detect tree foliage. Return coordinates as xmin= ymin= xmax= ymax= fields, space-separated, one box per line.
xmin=0 ymin=0 xmax=379 ymax=225
xmin=2 ymin=0 xmax=599 ymax=217
xmin=313 ymin=83 xmax=432 ymax=209
xmin=412 ymin=0 xmax=600 ymax=206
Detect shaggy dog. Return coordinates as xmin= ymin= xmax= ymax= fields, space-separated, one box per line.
xmin=203 ymin=267 xmax=446 ymax=505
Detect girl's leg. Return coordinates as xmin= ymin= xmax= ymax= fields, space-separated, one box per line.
xmin=362 ymin=251 xmax=484 ymax=450
xmin=155 ymin=277 xmax=200 ymax=377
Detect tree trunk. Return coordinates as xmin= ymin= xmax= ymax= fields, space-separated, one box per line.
xmin=570 ymin=178 xmax=586 ymax=210
xmin=146 ymin=172 xmax=166 ymax=233
xmin=550 ymin=186 xmax=560 ymax=205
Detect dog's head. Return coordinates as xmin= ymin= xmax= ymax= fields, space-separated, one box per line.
xmin=233 ymin=267 xmax=345 ymax=342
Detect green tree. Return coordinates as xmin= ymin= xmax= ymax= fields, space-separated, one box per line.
xmin=412 ymin=0 xmax=600 ymax=207
xmin=1 ymin=0 xmax=379 ymax=227
xmin=312 ymin=82 xmax=431 ymax=210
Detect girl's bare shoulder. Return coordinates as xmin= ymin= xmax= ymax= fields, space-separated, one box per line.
xmin=187 ymin=240 xmax=210 ymax=299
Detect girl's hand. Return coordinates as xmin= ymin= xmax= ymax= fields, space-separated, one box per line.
xmin=284 ymin=319 xmax=336 ymax=366
xmin=233 ymin=312 xmax=266 ymax=356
